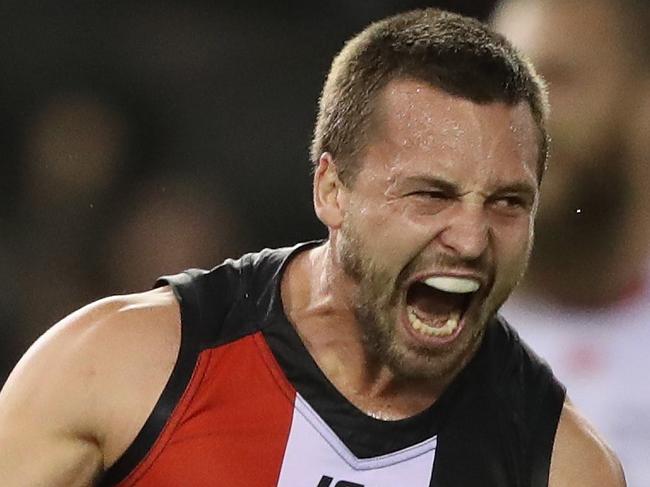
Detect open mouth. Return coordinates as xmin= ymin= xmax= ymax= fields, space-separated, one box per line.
xmin=405 ymin=276 xmax=480 ymax=339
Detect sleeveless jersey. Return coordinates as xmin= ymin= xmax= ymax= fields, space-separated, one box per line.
xmin=99 ymin=242 xmax=565 ymax=487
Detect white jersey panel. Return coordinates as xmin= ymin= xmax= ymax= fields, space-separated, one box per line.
xmin=276 ymin=394 xmax=437 ymax=487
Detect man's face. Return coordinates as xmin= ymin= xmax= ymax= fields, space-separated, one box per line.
xmin=335 ymin=79 xmax=540 ymax=379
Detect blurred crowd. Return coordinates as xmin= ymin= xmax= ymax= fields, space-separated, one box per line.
xmin=1 ymin=0 xmax=648 ymax=485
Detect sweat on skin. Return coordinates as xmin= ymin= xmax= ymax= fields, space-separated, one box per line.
xmin=307 ymin=77 xmax=541 ymax=416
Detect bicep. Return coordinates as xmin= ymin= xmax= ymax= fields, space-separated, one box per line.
xmin=0 ymin=330 xmax=104 ymax=486
xmin=0 ymin=414 xmax=102 ymax=486
xmin=0 ymin=288 xmax=181 ymax=486
xmin=549 ymin=400 xmax=626 ymax=487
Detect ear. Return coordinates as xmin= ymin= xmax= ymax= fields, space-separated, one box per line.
xmin=313 ymin=152 xmax=346 ymax=229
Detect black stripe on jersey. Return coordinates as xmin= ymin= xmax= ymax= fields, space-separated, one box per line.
xmin=98 ymin=271 xmax=205 ymax=486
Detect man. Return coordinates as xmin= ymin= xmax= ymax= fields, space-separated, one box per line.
xmin=492 ymin=1 xmax=650 ymax=484
xmin=0 ymin=9 xmax=624 ymax=486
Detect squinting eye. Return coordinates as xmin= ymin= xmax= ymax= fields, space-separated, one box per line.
xmin=498 ymin=197 xmax=521 ymax=206
xmin=411 ymin=191 xmax=448 ymax=199
xmin=405 ymin=191 xmax=453 ymax=214
xmin=492 ymin=196 xmax=528 ymax=211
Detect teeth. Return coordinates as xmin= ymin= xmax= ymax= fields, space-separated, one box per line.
xmin=423 ymin=276 xmax=479 ymax=294
xmin=407 ymin=307 xmax=460 ymax=337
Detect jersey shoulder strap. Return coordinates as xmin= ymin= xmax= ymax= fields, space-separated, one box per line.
xmin=100 ymin=244 xmax=302 ymax=485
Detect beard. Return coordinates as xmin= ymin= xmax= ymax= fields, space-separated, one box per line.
xmin=338 ymin=217 xmax=513 ymax=381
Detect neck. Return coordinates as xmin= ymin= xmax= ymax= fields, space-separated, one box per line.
xmin=281 ymin=241 xmax=444 ymax=419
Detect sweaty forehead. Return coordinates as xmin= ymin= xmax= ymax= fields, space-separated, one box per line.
xmin=370 ymin=79 xmax=539 ymax=173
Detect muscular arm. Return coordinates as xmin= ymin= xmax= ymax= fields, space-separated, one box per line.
xmin=549 ymin=400 xmax=626 ymax=487
xmin=0 ymin=287 xmax=180 ymax=486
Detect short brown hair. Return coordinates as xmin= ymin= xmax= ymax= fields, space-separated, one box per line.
xmin=311 ymin=8 xmax=549 ymax=183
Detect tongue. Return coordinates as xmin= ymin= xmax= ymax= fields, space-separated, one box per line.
xmin=407 ymin=282 xmax=466 ymax=324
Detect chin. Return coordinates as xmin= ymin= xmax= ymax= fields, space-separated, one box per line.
xmin=385 ymin=320 xmax=484 ymax=381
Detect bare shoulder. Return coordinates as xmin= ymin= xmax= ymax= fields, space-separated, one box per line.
xmin=0 ymin=287 xmax=181 ymax=485
xmin=549 ymin=399 xmax=626 ymax=487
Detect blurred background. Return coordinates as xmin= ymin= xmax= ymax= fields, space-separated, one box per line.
xmin=0 ymin=0 xmax=648 ymax=485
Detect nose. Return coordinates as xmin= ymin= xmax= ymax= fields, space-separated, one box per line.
xmin=436 ymin=203 xmax=490 ymax=261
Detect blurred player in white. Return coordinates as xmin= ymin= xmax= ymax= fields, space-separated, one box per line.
xmin=493 ymin=1 xmax=650 ymax=485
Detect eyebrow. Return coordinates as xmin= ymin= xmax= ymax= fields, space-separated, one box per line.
xmin=494 ymin=182 xmax=537 ymax=199
xmin=402 ymin=175 xmax=460 ymax=193
xmin=402 ymin=175 xmax=537 ymax=198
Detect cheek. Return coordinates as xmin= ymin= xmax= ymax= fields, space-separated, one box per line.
xmin=492 ymin=217 xmax=534 ymax=270
xmin=369 ymin=201 xmax=440 ymax=253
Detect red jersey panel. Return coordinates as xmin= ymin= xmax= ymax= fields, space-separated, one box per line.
xmin=116 ymin=333 xmax=295 ymax=487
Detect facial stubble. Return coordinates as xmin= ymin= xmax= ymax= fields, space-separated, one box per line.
xmin=338 ymin=217 xmax=498 ymax=381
